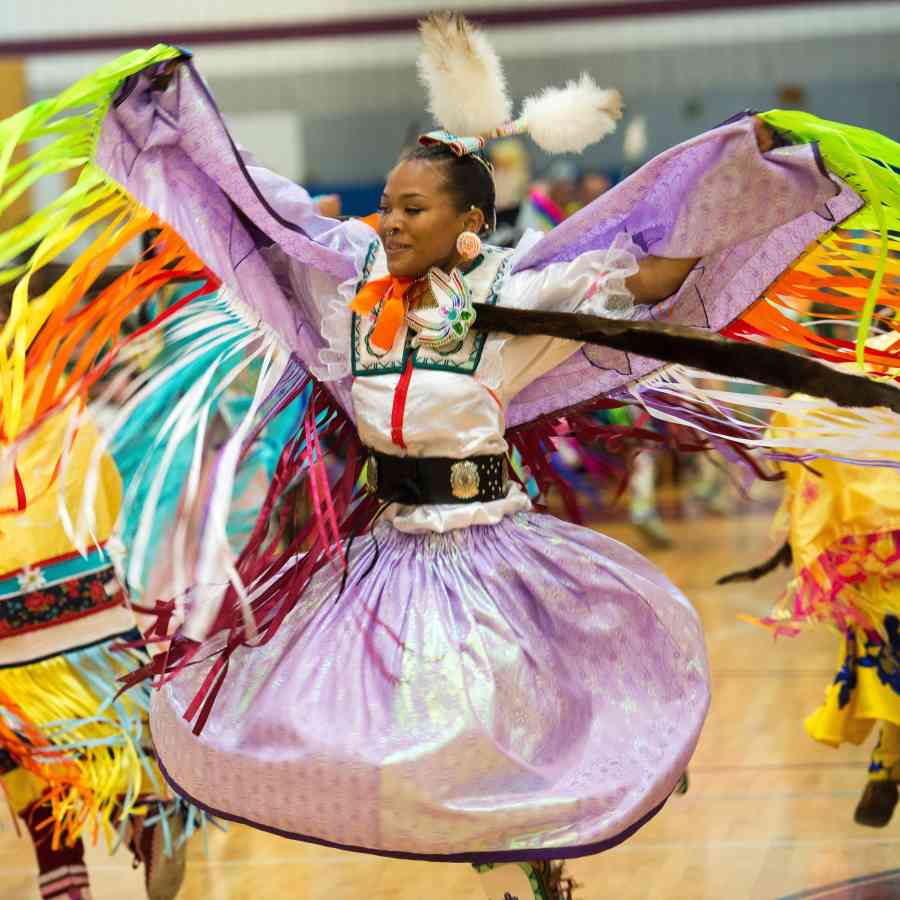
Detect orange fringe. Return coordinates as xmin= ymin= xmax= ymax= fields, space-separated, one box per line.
xmin=21 ymin=219 xmax=212 ymax=437
xmin=724 ymin=227 xmax=900 ymax=368
xmin=0 ymin=688 xmax=89 ymax=848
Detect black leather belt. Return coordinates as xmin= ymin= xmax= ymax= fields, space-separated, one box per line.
xmin=365 ymin=450 xmax=510 ymax=505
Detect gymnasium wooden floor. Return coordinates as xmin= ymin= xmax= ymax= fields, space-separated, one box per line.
xmin=2 ymin=490 xmax=897 ymax=899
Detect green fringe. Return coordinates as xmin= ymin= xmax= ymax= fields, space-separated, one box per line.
xmin=760 ymin=109 xmax=900 ymax=364
xmin=0 ymin=44 xmax=181 ymax=269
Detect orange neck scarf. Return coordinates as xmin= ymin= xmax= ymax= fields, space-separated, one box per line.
xmin=350 ymin=276 xmax=415 ymax=352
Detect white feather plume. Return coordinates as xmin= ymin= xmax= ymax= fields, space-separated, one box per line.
xmin=417 ymin=12 xmax=512 ymax=136
xmin=522 ymin=74 xmax=623 ymax=154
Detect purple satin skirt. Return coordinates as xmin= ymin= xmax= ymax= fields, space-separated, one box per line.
xmin=151 ymin=511 xmax=709 ymax=861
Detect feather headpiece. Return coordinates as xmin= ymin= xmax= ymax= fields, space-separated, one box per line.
xmin=417 ymin=13 xmax=623 ymax=157
xmin=417 ymin=12 xmax=512 ymax=136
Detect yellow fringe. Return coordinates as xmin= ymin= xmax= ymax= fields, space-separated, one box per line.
xmin=0 ymin=646 xmax=166 ymax=848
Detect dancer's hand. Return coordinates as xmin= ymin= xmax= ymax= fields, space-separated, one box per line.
xmin=753 ymin=116 xmax=777 ymax=153
xmin=626 ymin=255 xmax=699 ymax=304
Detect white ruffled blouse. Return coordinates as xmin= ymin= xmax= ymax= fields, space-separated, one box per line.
xmin=309 ymin=229 xmax=641 ymax=533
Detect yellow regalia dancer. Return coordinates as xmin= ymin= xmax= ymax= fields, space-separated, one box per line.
xmin=0 ymin=328 xmax=197 ymax=897
xmin=729 ymin=340 xmax=900 ymax=828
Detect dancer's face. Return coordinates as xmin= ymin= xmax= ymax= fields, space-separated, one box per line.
xmin=379 ymin=160 xmax=483 ymax=278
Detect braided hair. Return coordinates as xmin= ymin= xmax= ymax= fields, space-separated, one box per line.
xmin=401 ymin=143 xmax=497 ymax=234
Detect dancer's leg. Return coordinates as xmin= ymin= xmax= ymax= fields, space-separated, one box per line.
xmin=20 ymin=800 xmax=92 ymax=900
xmin=855 ymin=722 xmax=900 ymax=827
xmin=630 ymin=453 xmax=672 ymax=548
xmin=125 ymin=798 xmax=188 ymax=900
xmin=474 ymin=861 xmax=577 ymax=900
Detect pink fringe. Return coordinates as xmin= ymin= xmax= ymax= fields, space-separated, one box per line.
xmin=507 ymin=396 xmax=780 ymax=522
xmin=119 ymin=371 xmax=378 ymax=730
xmin=762 ymin=529 xmax=900 ymax=637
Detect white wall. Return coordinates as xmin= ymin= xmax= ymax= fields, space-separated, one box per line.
xmin=226 ymin=111 xmax=304 ymax=181
xmin=4 ymin=1 xmax=619 ymax=38
xmin=18 ymin=2 xmax=900 ymax=92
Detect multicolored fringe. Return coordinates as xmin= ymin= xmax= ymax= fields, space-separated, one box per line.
xmin=122 ymin=366 xmax=380 ymax=733
xmin=619 ymin=365 xmax=900 ymax=469
xmin=0 ymin=44 xmax=216 ymax=575
xmin=0 ymin=47 xmax=344 ymax=720
xmin=135 ymin=794 xmax=216 ymax=859
xmin=0 ymin=46 xmax=307 ymax=621
xmin=505 ymin=399 xmax=779 ymax=524
xmin=99 ymin=287 xmax=290 ymax=601
xmin=0 ymin=46 xmax=213 ymax=442
xmin=727 ymin=110 xmax=900 ymax=369
xmin=0 ymin=629 xmax=164 ymax=848
xmin=0 ymin=691 xmax=83 ymax=834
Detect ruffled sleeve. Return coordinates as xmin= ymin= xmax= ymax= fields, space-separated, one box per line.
xmin=476 ymin=231 xmax=644 ymax=403
xmin=261 ymin=247 xmax=364 ymax=383
xmin=498 ymin=230 xmax=640 ymax=318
